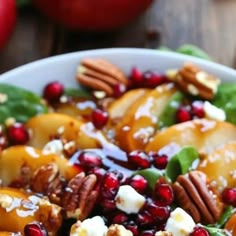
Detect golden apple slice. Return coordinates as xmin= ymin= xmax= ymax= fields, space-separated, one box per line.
xmin=25 ymin=113 xmax=104 ymax=150
xmin=115 ymin=83 xmax=177 ymax=152
xmin=0 ymin=146 xmax=79 ymax=186
xmin=108 ymin=88 xmax=150 ymax=121
xmin=145 ymin=119 xmax=236 ymax=155
xmin=0 ymin=187 xmax=62 ymax=235
xmin=197 ymin=142 xmax=236 ymax=190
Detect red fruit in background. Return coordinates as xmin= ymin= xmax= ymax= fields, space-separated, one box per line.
xmin=32 ymin=0 xmax=153 ymax=31
xmin=0 ymin=0 xmax=16 ymax=50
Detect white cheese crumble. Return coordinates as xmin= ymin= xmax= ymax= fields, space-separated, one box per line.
xmin=70 ymin=216 xmax=107 ymax=236
xmin=203 ymin=101 xmax=226 ymax=121
xmin=43 ymin=139 xmax=64 ymax=156
xmin=115 ymin=185 xmax=145 ymax=214
xmin=165 ymin=208 xmax=196 ymax=236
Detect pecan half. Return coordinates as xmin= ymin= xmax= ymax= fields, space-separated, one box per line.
xmin=172 ymin=170 xmax=224 ymax=224
xmin=107 ymin=224 xmax=133 ymax=236
xmin=173 ymin=63 xmax=220 ymax=100
xmin=30 ymin=163 xmax=65 ymax=205
xmin=76 ymin=58 xmax=128 ymax=97
xmin=61 ymin=173 xmax=98 ymax=220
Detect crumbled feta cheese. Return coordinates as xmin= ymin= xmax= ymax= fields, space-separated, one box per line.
xmin=43 ymin=139 xmax=64 ymax=156
xmin=203 ymin=101 xmax=226 ymax=121
xmin=165 ymin=208 xmax=195 ymax=236
xmin=115 ymin=185 xmax=145 ymax=214
xmin=70 ymin=216 xmax=108 ymax=236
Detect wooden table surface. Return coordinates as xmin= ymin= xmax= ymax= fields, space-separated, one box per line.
xmin=1 ymin=0 xmax=236 ymax=74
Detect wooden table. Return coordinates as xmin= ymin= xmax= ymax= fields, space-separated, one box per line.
xmin=1 ymin=0 xmax=236 ymax=74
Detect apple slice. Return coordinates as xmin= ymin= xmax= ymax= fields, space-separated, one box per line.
xmin=0 ymin=187 xmax=61 ymax=235
xmin=108 ymin=88 xmax=150 ymax=121
xmin=115 ymin=83 xmax=177 ymax=152
xmin=25 ymin=113 xmax=104 ymax=150
xmin=0 ymin=145 xmax=80 ymax=186
xmin=197 ymin=142 xmax=236 ymax=190
xmin=145 ymin=119 xmax=236 ymax=155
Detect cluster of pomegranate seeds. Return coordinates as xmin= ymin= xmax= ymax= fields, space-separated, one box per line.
xmin=24 ymin=222 xmax=48 ymax=236
xmin=91 ymin=108 xmax=109 ymax=129
xmin=43 ymin=81 xmax=64 ymax=104
xmin=176 ymin=100 xmax=205 ymax=123
xmin=190 ymin=226 xmax=210 ymax=236
xmin=129 ymin=67 xmax=166 ymax=89
xmin=221 ymin=187 xmax=236 ymax=207
xmin=127 ymin=150 xmax=169 ymax=170
xmin=7 ymin=122 xmax=29 ymax=145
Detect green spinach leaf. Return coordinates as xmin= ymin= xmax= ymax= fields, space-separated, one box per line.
xmin=0 ymin=83 xmax=48 ymax=124
xmin=165 ymin=146 xmax=199 ymax=182
xmin=212 ymin=83 xmax=236 ymax=125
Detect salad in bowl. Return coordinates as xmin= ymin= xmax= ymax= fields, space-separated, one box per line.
xmin=0 ymin=48 xmax=236 ymax=236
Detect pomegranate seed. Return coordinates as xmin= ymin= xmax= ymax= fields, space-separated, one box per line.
xmin=176 ymin=106 xmax=192 ymax=123
xmin=0 ymin=129 xmax=8 ymax=150
xmin=146 ymin=202 xmax=170 ymax=221
xmin=112 ymin=212 xmax=128 ymax=224
xmin=125 ymin=221 xmax=139 ymax=236
xmin=128 ymin=150 xmax=151 ymax=169
xmin=130 ymin=67 xmax=143 ymax=86
xmin=140 ymin=230 xmax=156 ymax=236
xmin=24 ymin=222 xmax=48 ymax=236
xmin=129 ymin=175 xmax=147 ymax=194
xmin=100 ymin=199 xmax=116 ymax=212
xmin=43 ymin=81 xmax=64 ymax=103
xmin=142 ymin=71 xmax=164 ymax=88
xmin=136 ymin=211 xmax=154 ymax=226
xmin=151 ymin=153 xmax=168 ymax=169
xmin=221 ymin=187 xmax=236 ymax=206
xmin=191 ymin=101 xmax=205 ymax=118
xmin=89 ymin=167 xmax=106 ymax=181
xmin=154 ymin=183 xmax=174 ymax=206
xmin=78 ymin=151 xmax=102 ymax=170
xmin=102 ymin=172 xmax=120 ymax=198
xmin=113 ymin=83 xmax=126 ymax=98
xmin=7 ymin=123 xmax=29 ymax=145
xmin=92 ymin=108 xmax=109 ymax=129
xmin=190 ymin=227 xmax=210 ymax=236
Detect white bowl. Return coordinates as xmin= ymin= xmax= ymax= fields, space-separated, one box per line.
xmin=0 ymin=48 xmax=235 ymax=93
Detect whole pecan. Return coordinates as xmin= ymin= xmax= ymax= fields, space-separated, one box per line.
xmin=61 ymin=172 xmax=99 ymax=220
xmin=173 ymin=63 xmax=220 ymax=100
xmin=76 ymin=58 xmax=128 ymax=97
xmin=172 ymin=170 xmax=224 ymax=224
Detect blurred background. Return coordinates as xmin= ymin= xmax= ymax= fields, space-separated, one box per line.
xmin=1 ymin=0 xmax=236 ymax=73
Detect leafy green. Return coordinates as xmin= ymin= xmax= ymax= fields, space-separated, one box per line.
xmin=133 ymin=168 xmax=164 ymax=189
xmin=64 ymin=88 xmax=91 ymax=99
xmin=158 ymin=91 xmax=186 ymax=128
xmin=158 ymin=44 xmax=211 ymax=60
xmin=176 ymin=44 xmax=211 ymax=60
xmin=0 ymin=83 xmax=48 ymax=124
xmin=211 ymin=206 xmax=235 ymax=228
xmin=165 ymin=146 xmax=199 ymax=182
xmin=200 ymin=225 xmax=228 ymax=236
xmin=212 ymin=83 xmax=236 ymax=125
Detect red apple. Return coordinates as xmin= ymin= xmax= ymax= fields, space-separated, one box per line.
xmin=0 ymin=0 xmax=16 ymax=50
xmin=32 ymin=0 xmax=153 ymax=31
